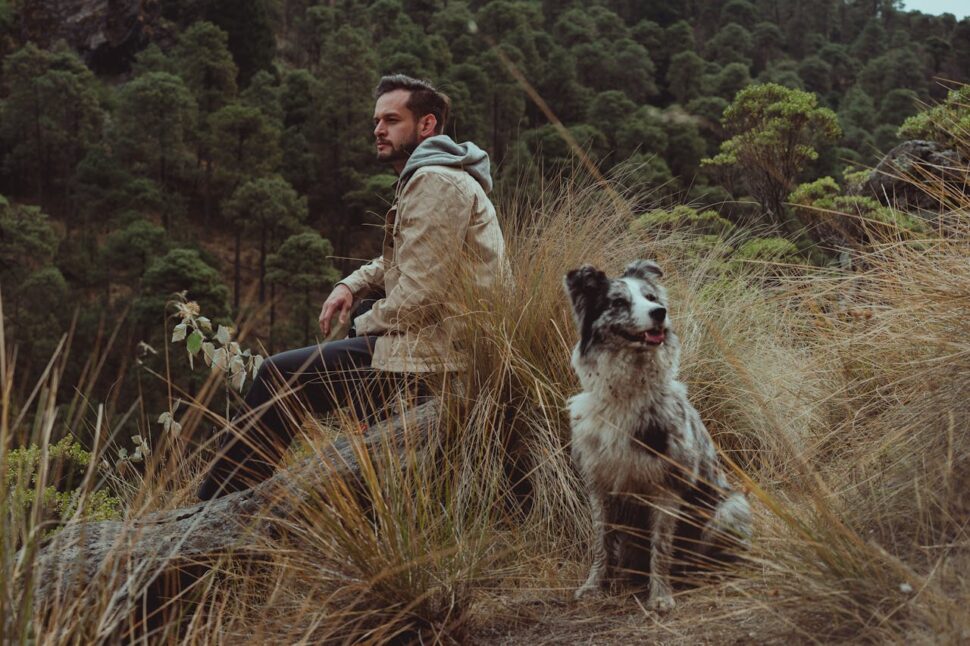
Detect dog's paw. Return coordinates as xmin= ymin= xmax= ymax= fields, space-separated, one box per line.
xmin=573 ymin=582 xmax=603 ymax=601
xmin=647 ymin=593 xmax=675 ymax=614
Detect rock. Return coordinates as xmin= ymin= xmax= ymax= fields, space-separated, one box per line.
xmin=859 ymin=140 xmax=968 ymax=218
xmin=18 ymin=0 xmax=163 ymax=72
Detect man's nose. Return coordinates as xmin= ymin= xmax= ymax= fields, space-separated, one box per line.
xmin=374 ymin=121 xmax=384 ymax=137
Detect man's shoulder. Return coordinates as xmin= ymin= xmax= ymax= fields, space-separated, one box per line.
xmin=407 ymin=165 xmax=479 ymax=195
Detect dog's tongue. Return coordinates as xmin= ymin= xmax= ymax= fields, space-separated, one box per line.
xmin=643 ymin=330 xmax=665 ymax=345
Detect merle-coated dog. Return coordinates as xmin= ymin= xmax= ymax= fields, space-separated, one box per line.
xmin=564 ymin=260 xmax=751 ymax=611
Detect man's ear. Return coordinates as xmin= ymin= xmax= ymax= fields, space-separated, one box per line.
xmin=418 ymin=113 xmax=438 ymax=138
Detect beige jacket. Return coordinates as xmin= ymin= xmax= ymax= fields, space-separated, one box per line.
xmin=337 ymin=165 xmax=505 ymax=372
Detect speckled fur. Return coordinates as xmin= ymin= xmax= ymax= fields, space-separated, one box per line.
xmin=565 ymin=261 xmax=751 ymax=611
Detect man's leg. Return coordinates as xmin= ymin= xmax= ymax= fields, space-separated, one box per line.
xmin=197 ymin=336 xmax=379 ymax=500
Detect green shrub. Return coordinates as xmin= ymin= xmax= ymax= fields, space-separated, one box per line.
xmin=732 ymin=236 xmax=800 ymax=262
xmin=899 ymin=84 xmax=970 ymax=156
xmin=633 ymin=204 xmax=734 ymax=236
xmin=790 ymin=176 xmax=925 ymax=244
xmin=5 ymin=436 xmax=121 ymax=529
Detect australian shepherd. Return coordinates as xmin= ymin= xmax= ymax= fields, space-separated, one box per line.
xmin=564 ymin=260 xmax=751 ymax=611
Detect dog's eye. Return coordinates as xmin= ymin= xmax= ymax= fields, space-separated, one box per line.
xmin=645 ymin=294 xmax=657 ymax=302
xmin=610 ymin=297 xmax=628 ymax=308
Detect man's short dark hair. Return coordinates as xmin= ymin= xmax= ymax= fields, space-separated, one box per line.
xmin=375 ymin=74 xmax=451 ymax=135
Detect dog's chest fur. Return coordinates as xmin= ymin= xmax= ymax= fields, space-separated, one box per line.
xmin=569 ymin=347 xmax=698 ymax=495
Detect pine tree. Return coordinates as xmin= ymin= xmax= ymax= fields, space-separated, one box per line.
xmin=114 ymin=72 xmax=197 ymax=227
xmin=0 ymin=43 xmax=105 ymax=207
xmin=266 ymin=232 xmax=341 ymax=345
xmin=703 ymin=83 xmax=841 ymax=230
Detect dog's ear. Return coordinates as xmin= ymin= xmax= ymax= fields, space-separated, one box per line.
xmin=564 ymin=265 xmax=609 ymax=355
xmin=564 ymin=265 xmax=609 ymax=313
xmin=623 ymin=259 xmax=663 ymax=281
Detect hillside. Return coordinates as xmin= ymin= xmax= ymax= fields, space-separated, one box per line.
xmin=1 ymin=1 xmax=969 ymax=643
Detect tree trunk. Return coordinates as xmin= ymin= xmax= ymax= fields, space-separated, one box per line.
xmin=259 ymin=231 xmax=267 ymax=303
xmin=269 ymin=281 xmax=276 ymax=350
xmin=26 ymin=400 xmax=440 ymax=612
xmin=234 ymin=228 xmax=242 ymax=311
xmin=303 ymin=287 xmax=310 ymax=346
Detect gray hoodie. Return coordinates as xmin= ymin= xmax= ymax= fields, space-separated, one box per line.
xmin=398 ymin=135 xmax=493 ymax=194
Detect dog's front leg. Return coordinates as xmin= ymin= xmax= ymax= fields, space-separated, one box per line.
xmin=575 ymin=489 xmax=611 ymax=599
xmin=647 ymin=494 xmax=678 ymax=613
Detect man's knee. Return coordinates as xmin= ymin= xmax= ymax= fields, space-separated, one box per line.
xmin=318 ymin=336 xmax=376 ymax=371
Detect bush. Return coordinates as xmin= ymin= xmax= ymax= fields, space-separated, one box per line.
xmin=790 ymin=176 xmax=925 ymax=245
xmin=5 ymin=436 xmax=121 ymax=532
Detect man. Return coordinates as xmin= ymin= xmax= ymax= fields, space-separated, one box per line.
xmin=197 ymin=74 xmax=505 ymax=500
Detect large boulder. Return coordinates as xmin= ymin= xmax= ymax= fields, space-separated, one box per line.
xmin=18 ymin=0 xmax=163 ymax=72
xmin=858 ymin=140 xmax=967 ymax=218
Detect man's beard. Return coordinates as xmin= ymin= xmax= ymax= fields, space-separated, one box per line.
xmin=377 ymin=134 xmax=419 ymax=164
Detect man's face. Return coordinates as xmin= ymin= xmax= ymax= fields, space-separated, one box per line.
xmin=373 ymin=89 xmax=420 ymax=167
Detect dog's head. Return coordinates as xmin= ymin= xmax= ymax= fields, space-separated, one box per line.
xmin=564 ymin=260 xmax=671 ymax=357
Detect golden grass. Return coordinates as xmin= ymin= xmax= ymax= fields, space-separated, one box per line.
xmin=3 ymin=163 xmax=970 ymax=643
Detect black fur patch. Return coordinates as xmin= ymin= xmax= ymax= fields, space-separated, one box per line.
xmin=633 ymin=415 xmax=668 ymax=455
xmin=623 ymin=259 xmax=663 ymax=282
xmin=610 ymin=496 xmax=653 ymax=581
xmin=564 ymin=266 xmax=610 ymax=356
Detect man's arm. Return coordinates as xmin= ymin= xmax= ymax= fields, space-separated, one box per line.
xmin=318 ymin=284 xmax=353 ymax=336
xmin=318 ymin=256 xmax=386 ymax=336
xmin=337 ymin=255 xmax=386 ymax=298
xmin=353 ymin=171 xmax=468 ymax=336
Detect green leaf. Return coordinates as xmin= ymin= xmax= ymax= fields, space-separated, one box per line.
xmin=172 ymin=323 xmax=188 ymax=342
xmin=187 ymin=331 xmax=204 ymax=355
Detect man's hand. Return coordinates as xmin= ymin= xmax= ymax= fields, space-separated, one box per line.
xmin=319 ymin=284 xmax=354 ymax=337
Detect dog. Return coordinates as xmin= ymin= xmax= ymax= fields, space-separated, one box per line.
xmin=564 ymin=260 xmax=751 ymax=612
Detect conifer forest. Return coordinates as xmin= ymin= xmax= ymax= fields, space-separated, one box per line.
xmin=2 ymin=1 xmax=969 ymax=642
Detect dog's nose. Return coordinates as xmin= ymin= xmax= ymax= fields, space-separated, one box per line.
xmin=650 ymin=308 xmax=666 ymax=323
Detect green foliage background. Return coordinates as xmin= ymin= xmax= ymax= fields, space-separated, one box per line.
xmin=0 ymin=0 xmax=967 ymax=450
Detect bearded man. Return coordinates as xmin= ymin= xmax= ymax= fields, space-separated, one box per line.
xmin=198 ymin=74 xmax=505 ymax=500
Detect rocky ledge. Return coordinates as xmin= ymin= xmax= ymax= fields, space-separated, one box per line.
xmin=18 ymin=0 xmax=163 ymax=72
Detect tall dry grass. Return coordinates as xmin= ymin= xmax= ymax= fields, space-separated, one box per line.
xmin=3 ymin=157 xmax=969 ymax=643
xmin=745 ymin=217 xmax=970 ymax=642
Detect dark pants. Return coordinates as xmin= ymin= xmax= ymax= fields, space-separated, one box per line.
xmin=197 ymin=335 xmax=421 ymax=500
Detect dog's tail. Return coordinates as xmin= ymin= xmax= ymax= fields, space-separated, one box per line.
xmin=701 ymin=491 xmax=753 ymax=558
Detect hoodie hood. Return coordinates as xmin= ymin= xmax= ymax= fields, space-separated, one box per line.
xmin=399 ymin=135 xmax=493 ymax=194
